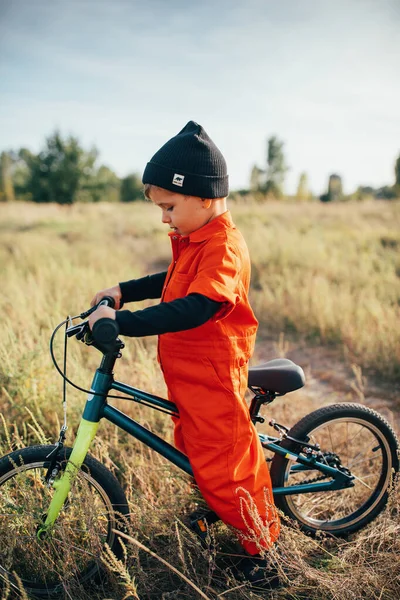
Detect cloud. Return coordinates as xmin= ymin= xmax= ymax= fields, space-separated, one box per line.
xmin=0 ymin=0 xmax=399 ymax=192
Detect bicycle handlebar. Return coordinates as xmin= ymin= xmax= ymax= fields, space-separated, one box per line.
xmin=66 ymin=296 xmax=120 ymax=353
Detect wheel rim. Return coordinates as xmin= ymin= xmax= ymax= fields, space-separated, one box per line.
xmin=283 ymin=417 xmax=392 ymax=531
xmin=0 ymin=459 xmax=118 ymax=593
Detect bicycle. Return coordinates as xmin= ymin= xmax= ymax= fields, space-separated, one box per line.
xmin=0 ymin=297 xmax=399 ymax=598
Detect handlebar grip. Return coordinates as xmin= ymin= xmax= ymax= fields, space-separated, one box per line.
xmin=98 ymin=296 xmax=116 ymax=309
xmin=80 ymin=296 xmax=116 ymax=319
xmin=92 ymin=318 xmax=119 ymax=346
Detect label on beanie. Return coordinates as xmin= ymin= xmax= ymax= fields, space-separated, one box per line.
xmin=172 ymin=173 xmax=185 ymax=187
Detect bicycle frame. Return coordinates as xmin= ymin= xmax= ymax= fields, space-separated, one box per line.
xmin=38 ymin=355 xmax=354 ymax=538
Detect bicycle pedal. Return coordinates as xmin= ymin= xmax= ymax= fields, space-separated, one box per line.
xmin=189 ymin=509 xmax=220 ymax=540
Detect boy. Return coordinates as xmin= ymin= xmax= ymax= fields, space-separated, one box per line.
xmin=89 ymin=121 xmax=280 ymax=587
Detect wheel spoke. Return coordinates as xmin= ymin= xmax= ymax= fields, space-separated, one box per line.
xmin=348 ymin=453 xmax=381 ymax=470
xmin=321 ymin=424 xmax=368 ymax=456
xmin=49 ymin=536 xmax=100 ymax=558
xmin=349 ymin=473 xmax=373 ymax=490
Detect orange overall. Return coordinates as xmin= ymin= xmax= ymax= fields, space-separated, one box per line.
xmin=158 ymin=211 xmax=280 ymax=554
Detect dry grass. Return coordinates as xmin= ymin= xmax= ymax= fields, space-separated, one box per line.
xmin=0 ymin=200 xmax=399 ymax=599
xmin=234 ymin=198 xmax=400 ymax=381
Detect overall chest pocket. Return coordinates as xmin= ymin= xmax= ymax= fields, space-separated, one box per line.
xmin=164 ymin=272 xmax=193 ymax=300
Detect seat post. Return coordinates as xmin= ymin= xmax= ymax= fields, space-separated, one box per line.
xmin=249 ymin=390 xmax=276 ymax=424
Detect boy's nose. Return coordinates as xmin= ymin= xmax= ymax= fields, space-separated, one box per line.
xmin=162 ymin=211 xmax=171 ymax=224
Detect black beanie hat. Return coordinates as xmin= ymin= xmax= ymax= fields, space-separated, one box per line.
xmin=142 ymin=121 xmax=229 ymax=198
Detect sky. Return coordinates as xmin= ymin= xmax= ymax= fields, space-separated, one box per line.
xmin=0 ymin=0 xmax=399 ymax=195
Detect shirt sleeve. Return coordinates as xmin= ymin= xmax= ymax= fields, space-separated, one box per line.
xmin=115 ymin=293 xmax=221 ymax=337
xmin=119 ymin=271 xmax=167 ymax=303
xmin=186 ymin=241 xmax=241 ymax=320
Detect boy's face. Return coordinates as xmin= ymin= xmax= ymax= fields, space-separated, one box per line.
xmin=150 ymin=186 xmax=212 ymax=237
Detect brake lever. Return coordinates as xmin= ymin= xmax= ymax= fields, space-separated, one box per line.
xmin=66 ymin=297 xmax=116 ymax=346
xmin=66 ymin=320 xmax=89 ymax=339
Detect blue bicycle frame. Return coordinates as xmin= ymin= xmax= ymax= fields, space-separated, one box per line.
xmin=38 ymin=356 xmax=354 ymax=538
xmin=104 ymin=378 xmax=353 ymax=496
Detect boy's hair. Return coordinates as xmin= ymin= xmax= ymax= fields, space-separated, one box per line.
xmin=142 ymin=121 xmax=229 ymax=199
xmin=143 ymin=183 xmax=154 ymax=200
xmin=144 ymin=184 xmax=180 ymax=201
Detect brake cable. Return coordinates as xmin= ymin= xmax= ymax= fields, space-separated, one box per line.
xmin=44 ymin=316 xmax=73 ymax=484
xmin=63 ymin=318 xmax=69 ymax=429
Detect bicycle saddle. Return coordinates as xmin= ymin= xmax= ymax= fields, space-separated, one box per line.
xmin=248 ymin=358 xmax=305 ymax=394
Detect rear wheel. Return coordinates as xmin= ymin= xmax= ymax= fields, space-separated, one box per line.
xmin=0 ymin=445 xmax=129 ymax=598
xmin=270 ymin=404 xmax=399 ymax=535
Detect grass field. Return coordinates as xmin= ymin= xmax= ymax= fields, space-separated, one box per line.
xmin=0 ymin=199 xmax=399 ymax=599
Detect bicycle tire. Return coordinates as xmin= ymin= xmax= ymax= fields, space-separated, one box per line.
xmin=0 ymin=444 xmax=130 ymax=598
xmin=269 ymin=403 xmax=399 ymax=536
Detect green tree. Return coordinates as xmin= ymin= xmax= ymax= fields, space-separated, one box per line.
xmin=296 ymin=172 xmax=311 ymax=201
xmin=375 ymin=186 xmax=397 ymax=200
xmin=0 ymin=151 xmax=15 ymax=202
xmin=27 ymin=131 xmax=98 ymax=204
xmin=395 ymin=154 xmax=400 ymax=186
xmin=264 ymin=136 xmax=288 ymax=198
xmin=249 ymin=164 xmax=264 ymax=192
xmin=9 ymin=148 xmax=34 ymax=200
xmin=78 ymin=165 xmax=121 ymax=202
xmin=351 ymin=186 xmax=375 ymax=202
xmin=394 ymin=153 xmax=400 ymax=196
xmin=120 ymin=173 xmax=143 ymax=202
xmin=320 ymin=174 xmax=343 ymax=202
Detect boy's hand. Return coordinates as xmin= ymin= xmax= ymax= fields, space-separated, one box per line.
xmin=90 ymin=285 xmax=122 ymax=310
xmin=88 ymin=305 xmax=116 ymax=330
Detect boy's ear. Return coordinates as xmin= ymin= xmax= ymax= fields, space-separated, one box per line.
xmin=202 ymin=199 xmax=212 ymax=209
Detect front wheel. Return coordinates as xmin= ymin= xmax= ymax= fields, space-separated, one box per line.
xmin=270 ymin=403 xmax=399 ymax=536
xmin=0 ymin=444 xmax=130 ymax=598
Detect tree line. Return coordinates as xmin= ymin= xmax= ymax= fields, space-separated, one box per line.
xmin=1 ymin=131 xmax=399 ymax=203
xmin=247 ymin=136 xmax=400 ymax=201
xmin=0 ymin=131 xmax=143 ymax=204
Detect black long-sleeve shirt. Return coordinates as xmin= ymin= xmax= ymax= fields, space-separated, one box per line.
xmin=115 ymin=272 xmax=221 ymax=337
xmin=119 ymin=271 xmax=167 ymax=302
